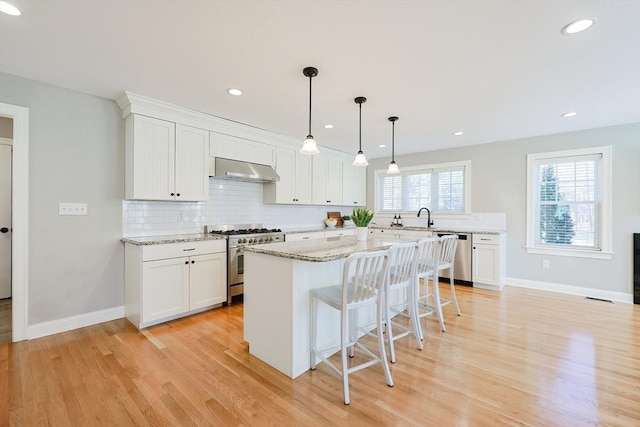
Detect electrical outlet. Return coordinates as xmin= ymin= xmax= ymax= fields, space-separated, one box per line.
xmin=59 ymin=203 xmax=88 ymax=216
xmin=542 ymin=259 xmax=550 ymax=269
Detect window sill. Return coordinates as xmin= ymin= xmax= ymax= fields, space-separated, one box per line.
xmin=525 ymin=246 xmax=613 ymax=260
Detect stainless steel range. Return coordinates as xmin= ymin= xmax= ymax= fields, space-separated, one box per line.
xmin=205 ymin=224 xmax=285 ymax=304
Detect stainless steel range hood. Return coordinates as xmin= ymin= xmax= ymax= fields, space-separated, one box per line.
xmin=210 ymin=157 xmax=280 ymax=183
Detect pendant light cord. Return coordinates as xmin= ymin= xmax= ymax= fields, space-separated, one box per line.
xmin=358 ymin=102 xmax=362 ymax=151
xmin=391 ymin=120 xmax=395 ymax=161
xmin=308 ymin=76 xmax=312 ymax=136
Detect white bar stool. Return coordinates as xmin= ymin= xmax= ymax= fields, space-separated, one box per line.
xmin=310 ymin=249 xmax=394 ymax=405
xmin=384 ymin=241 xmax=423 ymax=363
xmin=415 ymin=237 xmax=445 ymax=337
xmin=436 ymin=234 xmax=462 ymax=319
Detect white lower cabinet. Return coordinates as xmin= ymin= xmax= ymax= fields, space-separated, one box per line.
xmin=285 ymin=231 xmax=326 ymax=242
xmin=324 ymin=228 xmax=356 ymax=238
xmin=125 ymin=240 xmax=227 ymax=328
xmin=472 ymin=233 xmax=506 ymax=290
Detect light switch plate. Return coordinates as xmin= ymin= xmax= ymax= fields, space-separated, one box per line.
xmin=59 ymin=203 xmax=88 ymax=215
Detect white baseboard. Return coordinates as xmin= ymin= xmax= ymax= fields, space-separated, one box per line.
xmin=28 ymin=306 xmax=125 ymax=340
xmin=506 ymin=277 xmax=633 ymax=304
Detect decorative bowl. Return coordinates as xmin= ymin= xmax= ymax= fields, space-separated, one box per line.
xmin=325 ymin=218 xmax=337 ymax=228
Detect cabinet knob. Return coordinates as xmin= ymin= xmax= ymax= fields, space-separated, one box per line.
xmin=327 ymin=200 xmax=331 ymax=203
xmin=176 ymin=193 xmax=181 ymax=197
xmin=0 ymin=227 xmax=8 ymax=233
xmin=185 ymin=261 xmax=189 ymax=264
xmin=191 ymin=260 xmax=195 ymax=264
xmin=171 ymin=193 xmax=175 ymax=196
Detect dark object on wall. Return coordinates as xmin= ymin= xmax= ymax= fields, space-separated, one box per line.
xmin=634 ymin=233 xmax=640 ymax=304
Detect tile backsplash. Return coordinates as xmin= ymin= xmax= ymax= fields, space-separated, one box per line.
xmin=122 ymin=179 xmax=351 ymax=237
xmin=123 ymin=178 xmax=507 ymax=237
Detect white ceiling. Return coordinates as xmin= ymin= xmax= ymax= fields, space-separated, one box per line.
xmin=1 ymin=1 xmax=639 ymax=158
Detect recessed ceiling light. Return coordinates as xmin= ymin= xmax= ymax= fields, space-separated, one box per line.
xmin=0 ymin=1 xmax=21 ymax=16
xmin=323 ymin=124 xmax=334 ymax=129
xmin=561 ymin=112 xmax=578 ymax=118
xmin=562 ymin=18 xmax=596 ymax=34
xmin=453 ymin=131 xmax=464 ymax=136
xmin=227 ymin=88 xmax=242 ymax=96
xmin=378 ymin=144 xmax=386 ymax=148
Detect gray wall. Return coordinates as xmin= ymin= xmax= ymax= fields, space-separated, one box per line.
xmin=0 ymin=72 xmax=124 ymax=324
xmin=368 ymin=123 xmax=640 ymax=295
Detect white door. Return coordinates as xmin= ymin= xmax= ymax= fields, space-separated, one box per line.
xmin=189 ymin=252 xmax=226 ymax=310
xmin=0 ymin=143 xmax=11 ymax=299
xmin=142 ymin=257 xmax=190 ymax=323
xmin=174 ymin=124 xmax=208 ymax=201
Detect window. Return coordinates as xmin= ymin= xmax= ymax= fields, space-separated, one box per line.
xmin=526 ymin=146 xmax=612 ymax=259
xmin=375 ymin=161 xmax=470 ymax=214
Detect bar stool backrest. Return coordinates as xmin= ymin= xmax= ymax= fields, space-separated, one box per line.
xmin=438 ymin=235 xmax=459 ymax=269
xmin=388 ymin=241 xmax=418 ymax=288
xmin=416 ymin=237 xmax=440 ymax=275
xmin=343 ymin=249 xmax=390 ymax=307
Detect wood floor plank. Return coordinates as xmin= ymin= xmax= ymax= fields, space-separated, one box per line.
xmin=1 ymin=285 xmax=638 ymax=426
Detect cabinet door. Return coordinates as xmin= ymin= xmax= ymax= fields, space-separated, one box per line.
xmin=312 ymin=154 xmax=328 ymax=205
xmin=472 ymin=244 xmax=499 ymax=285
xmin=236 ymin=140 xmax=274 ymax=166
xmin=312 ymin=152 xmax=342 ymax=205
xmin=326 ymin=155 xmax=343 ymax=205
xmin=130 ymin=115 xmax=175 ymax=200
xmin=175 ymin=124 xmax=209 ymax=201
xmin=294 ymin=151 xmax=312 ymax=204
xmin=142 ymin=257 xmax=190 ymax=323
xmin=343 ymin=162 xmax=366 ymax=206
xmin=286 ymin=232 xmax=325 ymax=241
xmin=189 ymin=252 xmax=227 ymax=310
xmin=268 ymin=147 xmax=295 ymax=203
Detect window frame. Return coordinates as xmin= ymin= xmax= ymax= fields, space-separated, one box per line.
xmin=373 ymin=160 xmax=471 ymax=216
xmin=526 ymin=146 xmax=612 ymax=259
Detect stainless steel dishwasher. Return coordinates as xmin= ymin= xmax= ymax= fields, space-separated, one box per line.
xmin=436 ymin=232 xmax=472 ymax=285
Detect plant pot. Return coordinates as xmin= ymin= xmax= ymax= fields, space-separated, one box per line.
xmin=356 ymin=227 xmax=368 ymax=241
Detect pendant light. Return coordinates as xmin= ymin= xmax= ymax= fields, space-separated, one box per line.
xmin=387 ymin=116 xmax=400 ymax=174
xmin=352 ymin=97 xmax=369 ymax=166
xmin=300 ymin=66 xmax=320 ymax=155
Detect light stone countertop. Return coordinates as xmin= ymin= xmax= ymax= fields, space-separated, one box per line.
xmin=244 ymin=234 xmax=428 ymax=262
xmin=121 ymin=233 xmax=226 ymax=246
xmin=370 ymin=225 xmax=505 ymax=235
xmin=282 ymin=226 xmax=356 ymax=234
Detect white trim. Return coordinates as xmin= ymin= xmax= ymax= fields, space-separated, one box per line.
xmin=526 ymin=146 xmax=612 ymax=258
xmin=0 ymin=102 xmax=28 ymax=342
xmin=373 ymin=160 xmax=471 ymax=214
xmin=28 ymin=306 xmax=125 ymax=340
xmin=506 ymin=277 xmax=632 ymax=304
xmin=524 ymin=246 xmax=613 ymax=259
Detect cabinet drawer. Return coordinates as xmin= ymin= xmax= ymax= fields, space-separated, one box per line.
xmin=325 ymin=229 xmax=356 ymax=237
xmin=142 ymin=240 xmax=226 ymax=261
xmin=472 ymin=234 xmax=500 ymax=245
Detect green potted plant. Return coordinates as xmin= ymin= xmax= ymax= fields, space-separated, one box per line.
xmin=342 ymin=215 xmax=353 ymax=227
xmin=352 ymin=208 xmax=374 ymax=240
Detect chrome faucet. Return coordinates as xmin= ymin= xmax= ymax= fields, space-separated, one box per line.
xmin=417 ymin=207 xmax=434 ymax=227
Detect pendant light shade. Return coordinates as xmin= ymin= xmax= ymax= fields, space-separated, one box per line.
xmin=352 ymin=97 xmax=369 ymax=166
xmin=300 ymin=67 xmax=320 ymax=155
xmin=387 ymin=116 xmax=400 ymax=174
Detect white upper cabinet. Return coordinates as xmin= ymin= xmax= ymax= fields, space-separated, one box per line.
xmin=312 ymin=151 xmax=343 ymax=205
xmin=210 ymin=132 xmax=274 ymax=167
xmin=264 ymin=146 xmax=312 ymax=204
xmin=342 ymin=162 xmax=366 ymax=206
xmin=175 ymin=124 xmax=209 ymax=201
xmin=125 ymin=115 xmax=208 ymax=201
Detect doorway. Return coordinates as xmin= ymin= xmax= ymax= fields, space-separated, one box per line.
xmin=0 ymin=102 xmax=28 ymax=342
xmin=0 ymin=130 xmax=12 ymax=343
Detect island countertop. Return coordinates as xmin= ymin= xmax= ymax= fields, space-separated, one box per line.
xmin=243 ymin=234 xmax=425 ymax=262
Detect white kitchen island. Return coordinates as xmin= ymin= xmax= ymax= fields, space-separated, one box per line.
xmin=243 ymin=234 xmax=421 ymax=379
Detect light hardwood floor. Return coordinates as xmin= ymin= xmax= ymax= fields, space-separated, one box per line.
xmin=1 ymin=285 xmax=638 ymax=426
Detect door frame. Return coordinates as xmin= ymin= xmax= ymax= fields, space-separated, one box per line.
xmin=0 ymin=103 xmax=29 ymax=342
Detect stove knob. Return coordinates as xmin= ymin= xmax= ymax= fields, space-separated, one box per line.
xmin=258 ymin=238 xmax=264 ymax=243
xmin=246 ymin=238 xmax=252 ymax=244
xmin=240 ymin=238 xmax=246 ymax=244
